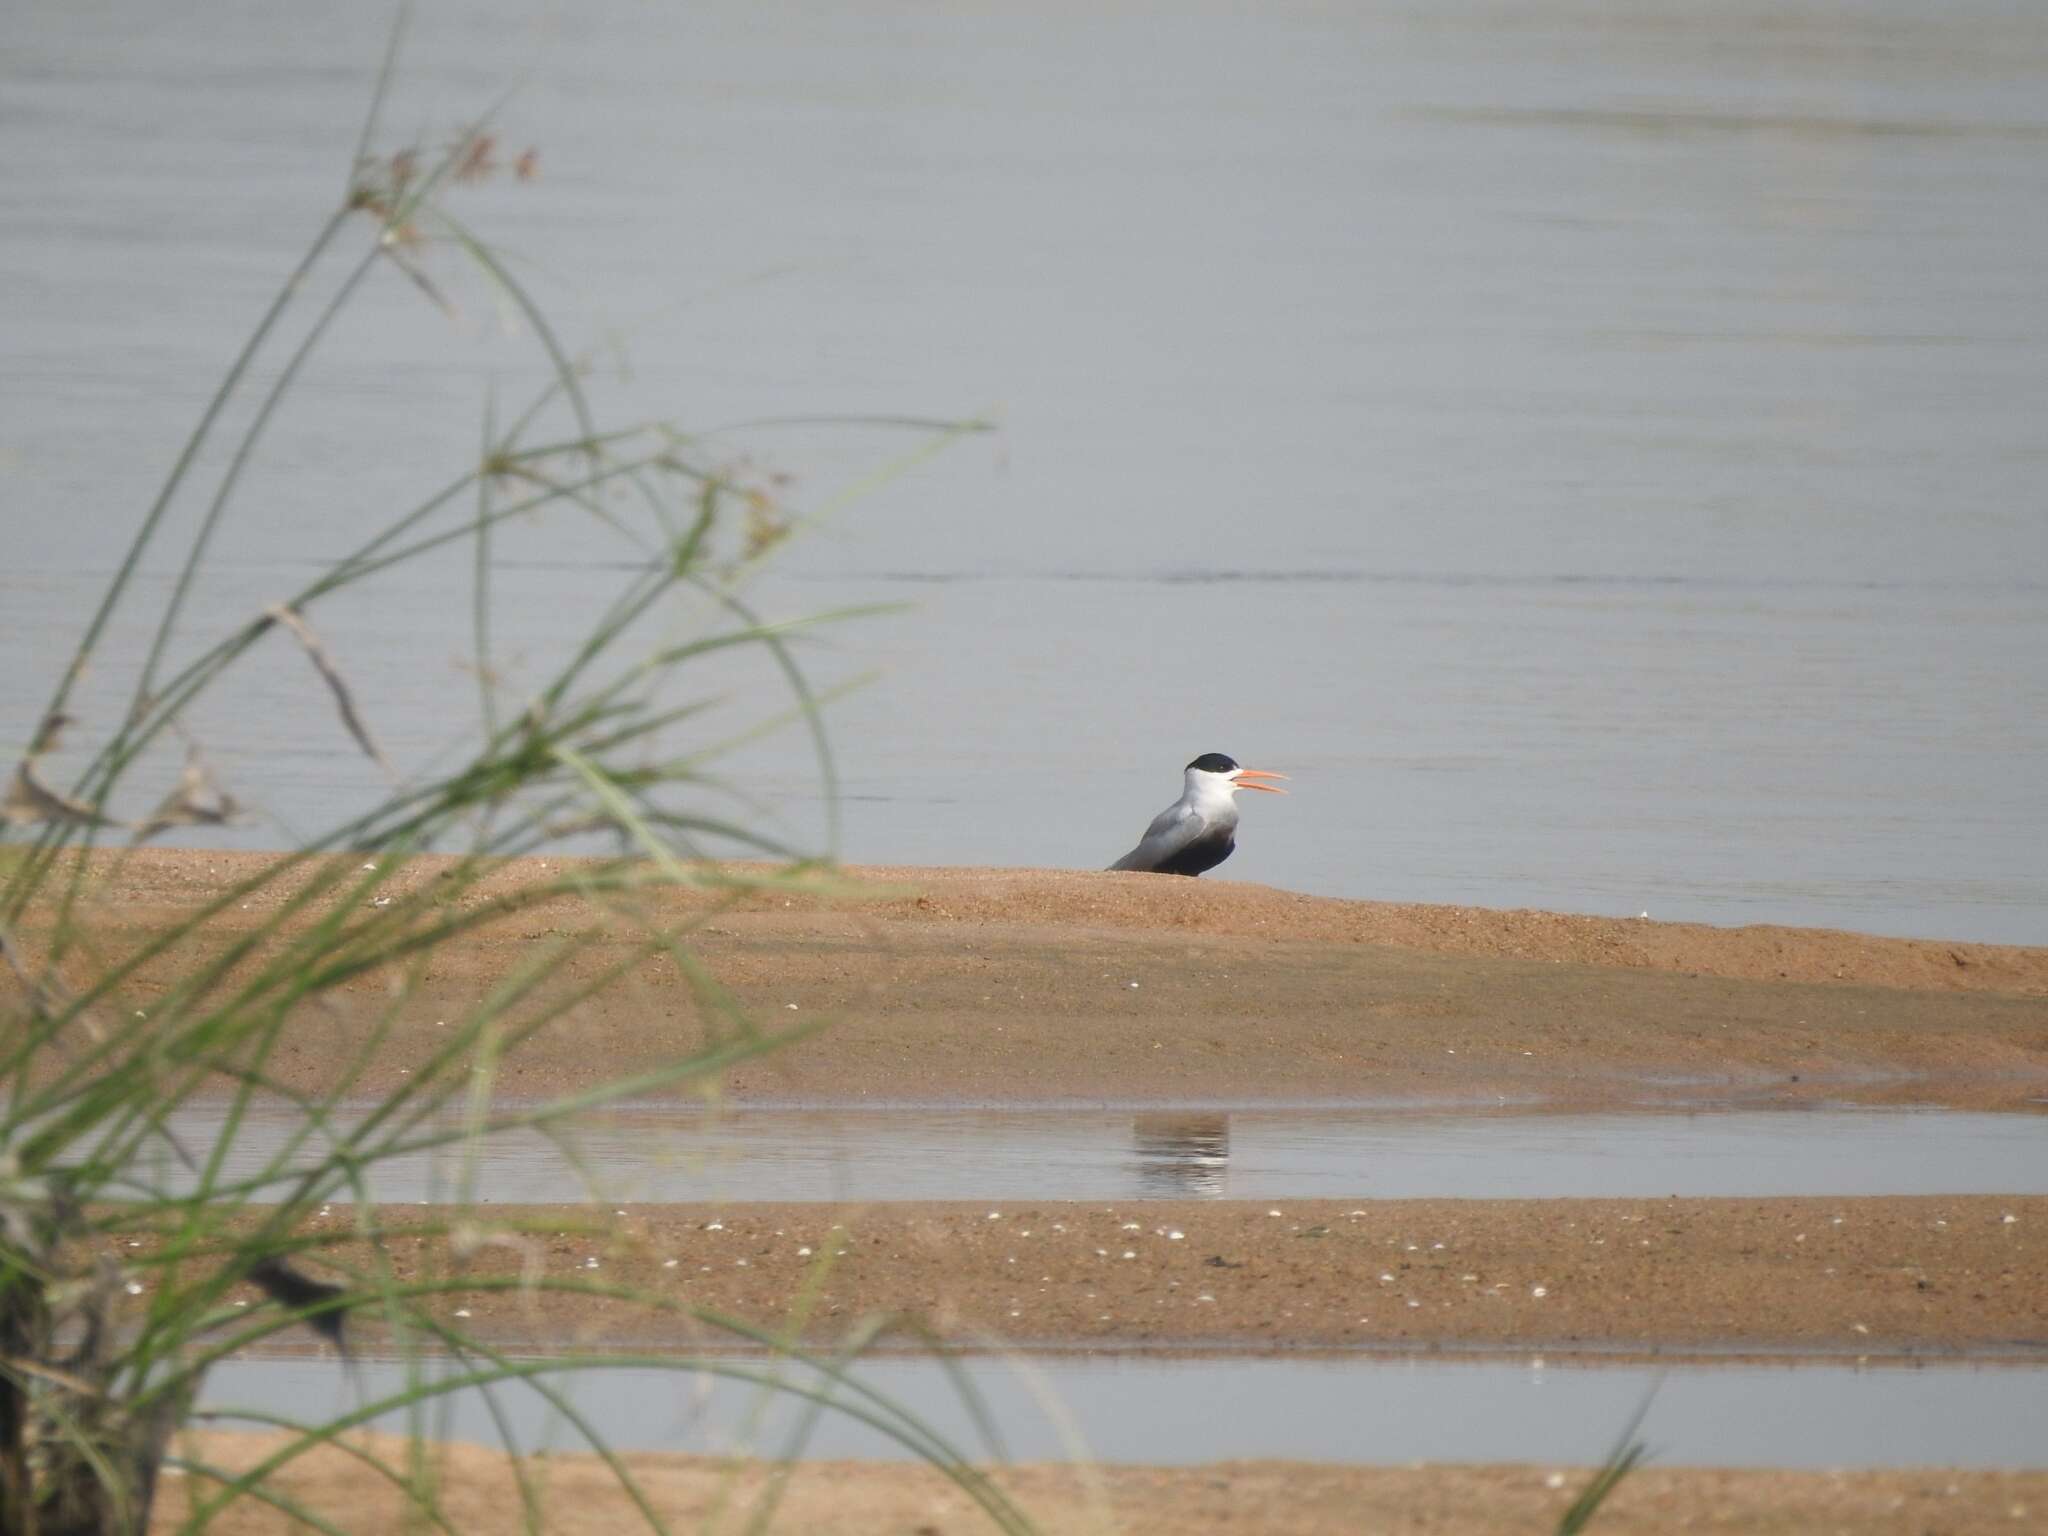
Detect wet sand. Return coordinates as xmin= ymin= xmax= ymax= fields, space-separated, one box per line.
xmin=165 ymin=1429 xmax=2048 ymax=1536
xmin=238 ymin=1196 xmax=2044 ymax=1355
xmin=14 ymin=850 xmax=2048 ymax=1107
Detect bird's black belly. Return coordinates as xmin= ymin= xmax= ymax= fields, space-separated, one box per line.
xmin=1159 ymin=830 xmax=1235 ymax=877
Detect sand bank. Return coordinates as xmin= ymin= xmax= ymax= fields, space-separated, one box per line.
xmin=11 ymin=851 xmax=2047 ymax=1107
xmin=236 ymin=1196 xmax=2047 ymax=1356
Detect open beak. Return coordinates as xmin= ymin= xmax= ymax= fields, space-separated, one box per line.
xmin=1231 ymin=769 xmax=1289 ymax=795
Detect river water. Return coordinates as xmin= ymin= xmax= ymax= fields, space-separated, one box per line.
xmin=5 ymin=0 xmax=2045 ymax=941
xmin=210 ymin=1351 xmax=2048 ymax=1468
xmin=152 ymin=1102 xmax=2048 ymax=1206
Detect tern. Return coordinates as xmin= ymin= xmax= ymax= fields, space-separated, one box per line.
xmin=1107 ymin=753 xmax=1288 ymax=876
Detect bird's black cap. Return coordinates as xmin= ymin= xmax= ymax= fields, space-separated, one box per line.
xmin=1185 ymin=752 xmax=1240 ymax=774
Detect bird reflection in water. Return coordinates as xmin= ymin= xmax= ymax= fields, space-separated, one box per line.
xmin=1131 ymin=1113 xmax=1231 ymax=1197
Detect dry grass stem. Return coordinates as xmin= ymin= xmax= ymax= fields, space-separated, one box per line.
xmin=258 ymin=602 xmax=395 ymax=779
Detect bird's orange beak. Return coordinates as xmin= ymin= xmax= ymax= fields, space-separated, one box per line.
xmin=1232 ymin=769 xmax=1289 ymax=795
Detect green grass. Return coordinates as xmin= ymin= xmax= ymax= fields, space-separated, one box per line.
xmin=0 ymin=33 xmax=1014 ymax=1536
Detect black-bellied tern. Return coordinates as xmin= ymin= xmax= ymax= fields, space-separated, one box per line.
xmin=1107 ymin=752 xmax=1287 ymax=876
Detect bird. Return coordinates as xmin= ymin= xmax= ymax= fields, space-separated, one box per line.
xmin=1107 ymin=753 xmax=1287 ymax=876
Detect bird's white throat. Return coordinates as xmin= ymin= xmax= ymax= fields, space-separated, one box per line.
xmin=1182 ymin=768 xmax=1243 ymax=817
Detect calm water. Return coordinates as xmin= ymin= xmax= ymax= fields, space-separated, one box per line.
xmin=208 ymin=1352 xmax=2048 ymax=1468
xmin=5 ymin=1 xmax=2046 ymax=940
xmin=152 ymin=1103 xmax=2048 ymax=1205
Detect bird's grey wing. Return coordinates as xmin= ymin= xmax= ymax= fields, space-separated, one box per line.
xmin=1109 ymin=804 xmax=1205 ymax=872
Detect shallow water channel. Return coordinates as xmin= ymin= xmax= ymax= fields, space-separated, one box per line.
xmin=206 ymin=1351 xmax=2047 ymax=1469
xmin=163 ymin=1102 xmax=2048 ymax=1205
